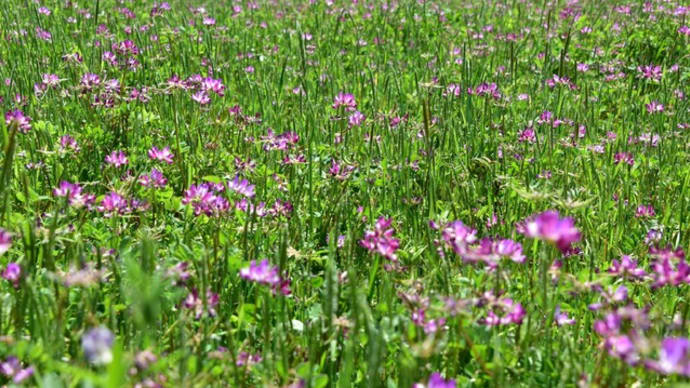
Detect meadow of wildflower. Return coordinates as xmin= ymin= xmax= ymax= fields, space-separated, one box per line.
xmin=0 ymin=0 xmax=689 ymax=386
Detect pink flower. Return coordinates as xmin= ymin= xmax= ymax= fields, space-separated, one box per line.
xmin=4 ymin=110 xmax=31 ymax=133
xmin=240 ymin=259 xmax=291 ymax=295
xmin=227 ymin=176 xmax=255 ymax=198
xmin=519 ymin=210 xmax=581 ymax=253
xmin=554 ymin=306 xmax=576 ymax=326
xmin=105 ymin=150 xmax=128 ymax=167
xmin=138 ymin=169 xmax=167 ymax=188
xmin=2 ymin=262 xmax=20 ymax=287
xmin=348 ymin=111 xmax=365 ymax=127
xmin=332 ymin=92 xmax=357 ymax=111
xmin=413 ymin=372 xmax=456 ymax=388
xmin=147 ymin=146 xmax=174 ymax=164
xmin=635 ymin=204 xmax=655 ymax=218
xmin=0 ymin=228 xmax=10 ymax=256
xmin=359 ymin=217 xmax=400 ymax=263
xmin=608 ymin=255 xmax=647 ymax=279
xmin=183 ymin=288 xmax=219 ymax=319
xmin=646 ymin=100 xmax=664 ymax=114
xmin=614 ymin=152 xmax=634 ymax=166
xmin=645 ymin=337 xmax=690 ymax=376
xmin=191 ymin=91 xmax=210 ymax=105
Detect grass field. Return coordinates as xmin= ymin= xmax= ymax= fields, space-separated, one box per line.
xmin=0 ymin=0 xmax=689 ymax=386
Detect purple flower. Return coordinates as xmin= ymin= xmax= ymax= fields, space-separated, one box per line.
xmin=413 ymin=372 xmax=456 ymax=388
xmin=4 ymin=110 xmax=31 ymax=133
xmin=148 ymin=146 xmax=174 ymax=164
xmin=646 ymin=101 xmax=664 ymax=114
xmin=53 ymin=181 xmax=94 ymax=207
xmin=59 ymin=135 xmax=80 ymax=153
xmin=519 ymin=210 xmax=581 ymax=253
xmin=201 ymin=77 xmax=225 ymax=96
xmin=182 ymin=183 xmax=230 ymax=216
xmin=82 ymin=327 xmax=114 ymax=365
xmin=645 ymin=337 xmax=690 ymax=376
xmin=240 ymin=259 xmax=291 ymax=295
xmin=613 ymin=152 xmax=634 ymax=166
xmin=0 ymin=228 xmax=11 ymax=255
xmin=635 ymin=204 xmax=655 ymax=218
xmin=191 ymin=90 xmax=210 ymax=105
xmin=332 ymin=92 xmax=357 ymax=111
xmin=98 ymin=192 xmax=129 ymax=216
xmin=554 ymin=306 xmax=576 ymax=326
xmin=183 ymin=288 xmax=219 ymax=319
xmin=440 ymin=221 xmax=477 ymax=258
xmin=649 ymin=246 xmax=690 ymax=288
xmin=139 ymin=169 xmax=167 ymax=188
xmin=348 ymin=111 xmax=365 ymax=127
xmin=227 ymin=176 xmax=255 ymax=198
xmin=240 ymin=259 xmax=280 ymax=285
xmin=105 ymin=150 xmax=129 ymax=167
xmin=360 ymin=217 xmax=400 ymax=263
xmin=608 ymin=255 xmax=646 ymax=280
xmin=2 ymin=262 xmax=20 ymax=287
xmin=0 ymin=357 xmax=34 ymax=384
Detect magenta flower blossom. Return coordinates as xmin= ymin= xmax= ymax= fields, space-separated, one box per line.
xmin=182 ymin=183 xmax=230 ymax=216
xmin=201 ymin=77 xmax=225 ymax=96
xmin=467 ymin=82 xmax=501 ymax=99
xmin=554 ymin=306 xmax=576 ymax=326
xmin=645 ymin=337 xmax=690 ymax=376
xmin=0 ymin=357 xmax=34 ymax=384
xmin=98 ymin=192 xmax=129 ymax=216
xmin=240 ymin=259 xmax=291 ymax=295
xmin=4 ymin=110 xmax=31 ymax=133
xmin=148 ymin=146 xmax=174 ymax=164
xmin=468 ymin=238 xmax=525 ymax=266
xmin=360 ymin=217 xmax=400 ymax=263
xmin=105 ymin=150 xmax=129 ymax=167
xmin=614 ymin=152 xmax=634 ymax=166
xmin=82 ymin=327 xmax=114 ymax=365
xmin=646 ymin=101 xmax=664 ymax=114
xmin=480 ymin=297 xmax=526 ymax=326
xmin=240 ymin=259 xmax=280 ymax=285
xmin=413 ymin=372 xmax=456 ymax=388
xmin=183 ymin=288 xmax=219 ymax=319
xmin=191 ymin=90 xmax=210 ymax=105
xmin=440 ymin=220 xmax=477 ymax=258
xmin=112 ymin=40 xmax=139 ymax=56
xmin=53 ymin=181 xmax=94 ymax=208
xmin=227 ymin=176 xmax=255 ymax=198
xmin=59 ymin=135 xmax=80 ymax=153
xmin=635 ymin=204 xmax=655 ymax=218
xmin=608 ymin=255 xmax=647 ymax=280
xmin=649 ymin=246 xmax=690 ymax=288
xmin=348 ymin=111 xmax=365 ymax=127
xmin=80 ymin=73 xmax=101 ymax=91
xmin=2 ymin=262 xmax=20 ymax=287
xmin=0 ymin=228 xmax=10 ymax=255
xmin=332 ymin=92 xmax=357 ymax=111
xmin=637 ymin=64 xmax=663 ymax=81
xmin=519 ymin=210 xmax=581 ymax=253
xmin=139 ymin=169 xmax=167 ymax=188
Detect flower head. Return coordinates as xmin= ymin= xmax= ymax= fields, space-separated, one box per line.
xmin=413 ymin=372 xmax=456 ymax=388
xmin=105 ymin=150 xmax=129 ymax=167
xmin=148 ymin=146 xmax=174 ymax=164
xmin=2 ymin=262 xmax=20 ymax=287
xmin=0 ymin=228 xmax=11 ymax=255
xmin=5 ymin=110 xmax=31 ymax=132
xmin=519 ymin=210 xmax=581 ymax=253
xmin=82 ymin=327 xmax=114 ymax=365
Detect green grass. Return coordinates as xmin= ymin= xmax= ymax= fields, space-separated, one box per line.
xmin=0 ymin=0 xmax=689 ymax=386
